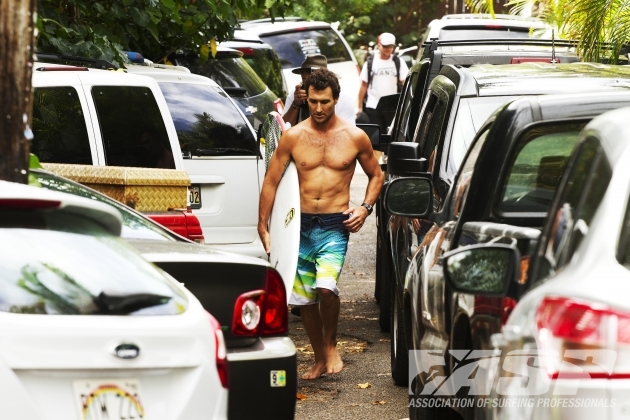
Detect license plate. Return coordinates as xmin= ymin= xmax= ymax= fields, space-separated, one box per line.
xmin=73 ymin=379 xmax=146 ymax=420
xmin=188 ymin=185 xmax=201 ymax=209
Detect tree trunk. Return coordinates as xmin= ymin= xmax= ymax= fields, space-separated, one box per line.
xmin=0 ymin=0 xmax=36 ymax=183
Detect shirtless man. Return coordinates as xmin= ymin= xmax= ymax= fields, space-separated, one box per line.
xmin=258 ymin=69 xmax=384 ymax=379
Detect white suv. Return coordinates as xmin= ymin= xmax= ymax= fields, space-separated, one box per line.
xmin=31 ymin=60 xmax=266 ymax=258
xmin=240 ymin=18 xmax=361 ymax=104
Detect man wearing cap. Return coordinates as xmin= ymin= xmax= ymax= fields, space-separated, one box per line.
xmin=357 ymin=32 xmax=409 ymax=133
xmin=283 ymin=54 xmax=356 ymax=126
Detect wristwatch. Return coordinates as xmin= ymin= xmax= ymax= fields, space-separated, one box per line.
xmin=361 ymin=202 xmax=373 ymax=216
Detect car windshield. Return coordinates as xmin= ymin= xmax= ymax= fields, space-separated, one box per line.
xmin=196 ymin=56 xmax=267 ymax=97
xmin=446 ymin=96 xmax=519 ymax=177
xmin=0 ymin=215 xmax=187 ymax=315
xmin=260 ymin=28 xmax=353 ymax=68
xmin=34 ymin=170 xmax=178 ymax=242
xmin=439 ymin=27 xmax=535 ymax=41
xmin=158 ymin=83 xmax=258 ymax=156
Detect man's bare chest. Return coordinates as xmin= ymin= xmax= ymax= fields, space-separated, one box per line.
xmin=292 ymin=132 xmax=357 ymax=171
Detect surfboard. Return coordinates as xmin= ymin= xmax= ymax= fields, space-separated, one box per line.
xmin=262 ymin=112 xmax=300 ymax=303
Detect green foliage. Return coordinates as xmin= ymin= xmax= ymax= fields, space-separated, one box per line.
xmin=36 ymin=0 xmax=293 ymax=66
xmin=464 ymin=0 xmax=495 ymax=17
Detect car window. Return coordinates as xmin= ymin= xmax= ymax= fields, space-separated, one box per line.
xmin=32 ymin=87 xmax=92 ymax=165
xmin=242 ymin=48 xmax=287 ymax=98
xmin=540 ymin=136 xmax=611 ymax=279
xmin=92 ymin=86 xmax=174 ymax=169
xmin=0 ymin=227 xmax=187 ymax=315
xmin=197 ymin=56 xmax=267 ymax=97
xmin=260 ymin=29 xmax=352 ymax=68
xmin=447 ymin=96 xmax=519 ymax=178
xmin=618 ymin=185 xmax=630 ymax=270
xmin=450 ymin=127 xmax=491 ymax=219
xmin=158 ymin=83 xmax=257 ymax=156
xmin=34 ymin=170 xmax=178 ymax=242
xmin=498 ymin=122 xmax=586 ymax=215
xmin=438 ymin=27 xmax=533 ymax=41
xmin=394 ymin=70 xmax=420 ymax=143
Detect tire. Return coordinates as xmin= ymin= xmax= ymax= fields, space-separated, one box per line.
xmin=390 ymin=286 xmax=409 ymax=385
xmin=412 ymin=375 xmax=463 ymax=420
xmin=378 ymin=247 xmax=392 ymax=332
xmin=374 ymin=231 xmax=382 ymax=304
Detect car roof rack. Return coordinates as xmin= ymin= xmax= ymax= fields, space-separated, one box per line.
xmin=35 ymin=53 xmax=119 ymax=70
xmin=422 ymin=38 xmax=579 ymax=57
xmin=240 ymin=17 xmax=306 ymax=26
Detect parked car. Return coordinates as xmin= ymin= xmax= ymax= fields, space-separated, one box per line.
xmin=441 ymin=106 xmax=630 ymax=420
xmin=32 ymin=57 xmax=266 ymax=259
xmin=384 ymin=86 xmax=630 ymax=419
xmin=32 ymin=168 xmax=297 ymax=420
xmin=239 ymin=18 xmax=361 ymax=105
xmin=372 ymin=38 xmax=582 ymax=332
xmin=0 ymin=180 xmax=228 ymax=420
xmin=226 ymin=30 xmax=289 ymax=100
xmin=172 ymin=46 xmax=278 ymax=129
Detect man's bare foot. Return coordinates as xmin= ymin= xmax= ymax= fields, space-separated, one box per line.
xmin=301 ymin=361 xmax=327 ymax=380
xmin=326 ymin=346 xmax=344 ymax=375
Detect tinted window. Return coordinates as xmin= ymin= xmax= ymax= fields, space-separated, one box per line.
xmin=261 ymin=29 xmax=352 ymax=68
xmin=499 ymin=123 xmax=585 ymax=214
xmin=394 ymin=71 xmax=420 ymax=143
xmin=450 ymin=128 xmax=490 ymax=218
xmin=159 ymin=83 xmax=257 ymax=156
xmin=540 ymin=137 xmax=611 ymax=280
xmin=447 ymin=96 xmax=518 ymax=177
xmin=32 ymin=87 xmax=92 ymax=165
xmin=92 ymin=86 xmax=174 ymax=169
xmin=243 ymin=48 xmax=287 ymax=98
xmin=0 ymin=222 xmax=187 ymax=315
xmin=439 ymin=27 xmax=533 ymax=41
xmin=195 ymin=56 xmax=267 ymax=97
xmin=35 ymin=171 xmax=177 ymax=242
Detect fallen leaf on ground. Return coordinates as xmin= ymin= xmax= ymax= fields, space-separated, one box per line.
xmin=353 ymin=315 xmax=366 ymax=319
xmin=296 ymin=393 xmax=308 ymax=401
xmin=372 ymin=400 xmax=387 ymax=405
xmin=296 ymin=327 xmax=303 ymax=330
xmin=357 ymin=382 xmax=371 ymax=389
xmin=379 ymin=339 xmax=390 ymax=343
xmin=367 ymin=317 xmax=378 ymax=321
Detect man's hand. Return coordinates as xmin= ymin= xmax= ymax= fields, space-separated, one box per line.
xmin=294 ymin=84 xmax=307 ymax=105
xmin=342 ymin=206 xmax=369 ymax=233
xmin=258 ymin=228 xmax=271 ymax=255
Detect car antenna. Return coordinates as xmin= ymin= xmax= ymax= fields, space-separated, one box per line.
xmin=551 ymin=29 xmax=558 ymax=64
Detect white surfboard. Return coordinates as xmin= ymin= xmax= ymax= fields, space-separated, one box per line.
xmin=268 ymin=162 xmax=300 ymax=303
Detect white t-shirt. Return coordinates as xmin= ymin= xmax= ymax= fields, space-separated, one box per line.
xmin=360 ymin=55 xmax=409 ymax=109
xmin=283 ymin=89 xmax=356 ymax=126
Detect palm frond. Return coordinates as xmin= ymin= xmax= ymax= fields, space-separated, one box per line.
xmin=464 ymin=0 xmax=495 ymax=18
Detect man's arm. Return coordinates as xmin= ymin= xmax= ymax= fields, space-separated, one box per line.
xmin=357 ymin=81 xmax=368 ymax=114
xmin=342 ymin=129 xmax=384 ymax=233
xmin=258 ymin=130 xmax=295 ymax=253
xmin=282 ymin=84 xmax=305 ymax=126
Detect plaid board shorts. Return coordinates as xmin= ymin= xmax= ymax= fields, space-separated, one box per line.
xmin=289 ymin=213 xmax=350 ymax=306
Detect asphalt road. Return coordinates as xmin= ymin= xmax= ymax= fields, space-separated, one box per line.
xmin=290 ymin=166 xmax=410 ymax=420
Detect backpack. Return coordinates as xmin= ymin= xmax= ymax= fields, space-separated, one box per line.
xmin=367 ymin=53 xmax=402 ymax=92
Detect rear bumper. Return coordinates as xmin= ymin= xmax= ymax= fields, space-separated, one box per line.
xmin=227 ymin=337 xmax=296 ymax=420
xmin=209 ymin=238 xmax=267 ymax=259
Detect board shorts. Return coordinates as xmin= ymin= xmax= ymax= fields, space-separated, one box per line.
xmin=289 ymin=213 xmax=350 ymax=306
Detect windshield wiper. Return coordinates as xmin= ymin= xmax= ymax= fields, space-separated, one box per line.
xmin=94 ymin=291 xmax=171 ymax=314
xmin=195 ymin=148 xmax=257 ymax=156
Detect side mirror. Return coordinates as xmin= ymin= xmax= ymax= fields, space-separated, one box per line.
xmin=356 ymin=123 xmax=391 ymax=152
xmin=384 ymin=177 xmax=433 ymax=218
xmin=387 ymin=142 xmax=427 ymax=176
xmin=443 ymin=244 xmax=520 ymax=297
xmin=376 ymin=93 xmax=400 ymax=113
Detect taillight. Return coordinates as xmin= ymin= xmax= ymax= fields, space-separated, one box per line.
xmin=536 ymin=296 xmax=630 ymax=379
xmin=207 ymin=312 xmax=229 ymax=389
xmin=183 ymin=212 xmax=204 ymax=243
xmin=231 ymin=268 xmax=288 ymax=337
xmin=262 ymin=268 xmax=288 ymax=335
xmin=0 ymin=199 xmax=61 ymax=210
xmin=235 ymin=47 xmax=254 ymax=55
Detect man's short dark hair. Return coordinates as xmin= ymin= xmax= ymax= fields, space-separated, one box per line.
xmin=303 ymin=68 xmax=340 ymax=99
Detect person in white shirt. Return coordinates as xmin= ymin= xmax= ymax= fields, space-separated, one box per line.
xmin=283 ymin=54 xmax=356 ymax=126
xmin=357 ymin=32 xmax=409 ymax=133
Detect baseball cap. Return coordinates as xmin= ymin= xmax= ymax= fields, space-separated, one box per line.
xmin=291 ymin=54 xmax=328 ymax=74
xmin=378 ymin=32 xmax=396 ymax=47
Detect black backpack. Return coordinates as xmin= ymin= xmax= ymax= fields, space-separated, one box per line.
xmin=366 ymin=53 xmax=402 ymax=92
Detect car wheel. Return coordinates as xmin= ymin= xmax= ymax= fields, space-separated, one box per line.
xmin=412 ymin=375 xmax=463 ymax=420
xmin=390 ymin=286 xmax=409 ymax=385
xmin=374 ymin=231 xmax=382 ymax=304
xmin=378 ymin=247 xmax=392 ymax=332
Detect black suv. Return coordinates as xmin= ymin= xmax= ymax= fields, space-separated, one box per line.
xmin=383 ymin=63 xmax=630 ymax=419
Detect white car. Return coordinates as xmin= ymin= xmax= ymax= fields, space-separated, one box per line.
xmin=240 ymin=18 xmax=361 ymax=105
xmin=0 ymin=181 xmax=228 ymax=420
